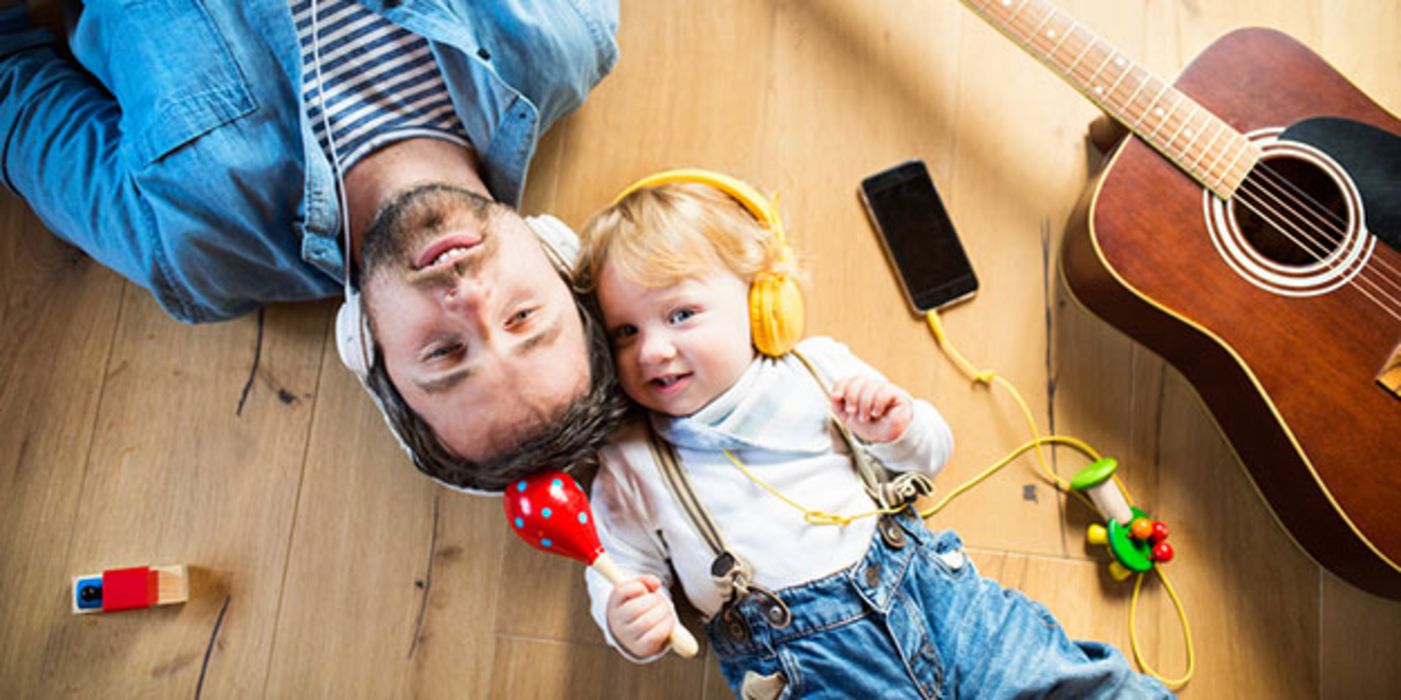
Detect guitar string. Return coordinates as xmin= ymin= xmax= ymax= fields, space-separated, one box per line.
xmin=1239 ymin=167 xmax=1401 ymax=301
xmin=1231 ymin=183 xmax=1401 ymax=320
xmin=988 ymin=2 xmax=1401 ymax=316
xmin=1246 ymin=163 xmax=1401 ymax=297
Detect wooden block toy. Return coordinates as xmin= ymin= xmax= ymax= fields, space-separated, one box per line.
xmin=71 ymin=565 xmax=189 ymax=614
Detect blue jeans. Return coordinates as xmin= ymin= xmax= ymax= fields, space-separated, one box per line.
xmin=704 ymin=513 xmax=1174 ymax=699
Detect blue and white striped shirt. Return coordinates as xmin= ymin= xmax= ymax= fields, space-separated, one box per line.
xmin=292 ymin=0 xmax=470 ymax=170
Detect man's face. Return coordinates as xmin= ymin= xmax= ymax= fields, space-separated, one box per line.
xmin=360 ymin=186 xmax=590 ymax=462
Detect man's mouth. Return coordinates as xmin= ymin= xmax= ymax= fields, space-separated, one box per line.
xmin=415 ymin=234 xmax=484 ymax=271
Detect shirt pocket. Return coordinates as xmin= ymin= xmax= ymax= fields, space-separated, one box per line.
xmin=75 ymin=0 xmax=256 ymax=166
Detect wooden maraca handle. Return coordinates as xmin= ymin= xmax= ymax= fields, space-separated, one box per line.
xmin=592 ymin=552 xmax=700 ymax=658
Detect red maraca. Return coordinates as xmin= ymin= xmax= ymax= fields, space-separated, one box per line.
xmin=503 ymin=470 xmax=699 ymax=658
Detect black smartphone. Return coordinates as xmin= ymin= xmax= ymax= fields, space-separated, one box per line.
xmin=859 ymin=160 xmax=979 ymax=313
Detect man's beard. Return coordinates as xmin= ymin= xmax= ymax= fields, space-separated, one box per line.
xmin=358 ymin=183 xmax=495 ymax=285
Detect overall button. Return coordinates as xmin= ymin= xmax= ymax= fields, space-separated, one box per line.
xmin=765 ymin=603 xmax=789 ymax=626
xmin=879 ymin=518 xmax=907 ymax=548
xmin=864 ymin=563 xmax=882 ymax=587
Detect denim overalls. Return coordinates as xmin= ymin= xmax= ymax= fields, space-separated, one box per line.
xmin=647 ymin=350 xmax=1174 ymax=699
xmin=703 ymin=510 xmax=1174 ymax=699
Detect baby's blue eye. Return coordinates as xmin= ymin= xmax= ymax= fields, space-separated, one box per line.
xmin=612 ymin=324 xmax=638 ymax=339
xmin=668 ymin=308 xmax=696 ymax=324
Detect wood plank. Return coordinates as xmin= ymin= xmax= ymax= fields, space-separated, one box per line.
xmin=488 ymin=636 xmax=706 ymax=700
xmin=30 ymin=297 xmax=326 ymax=698
xmin=0 ymin=195 xmax=123 ymax=695
xmin=263 ymin=330 xmax=511 ymax=699
xmin=543 ymin=0 xmax=777 ymax=228
xmin=1321 ymin=574 xmax=1401 ymax=698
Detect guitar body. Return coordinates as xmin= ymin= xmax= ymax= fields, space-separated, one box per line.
xmin=1062 ymin=28 xmax=1401 ymax=599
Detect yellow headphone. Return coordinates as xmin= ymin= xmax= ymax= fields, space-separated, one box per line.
xmin=612 ymin=169 xmax=805 ymax=357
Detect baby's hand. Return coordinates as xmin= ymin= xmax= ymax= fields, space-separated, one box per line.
xmin=830 ymin=375 xmax=914 ymax=444
xmin=606 ymin=574 xmax=677 ymax=659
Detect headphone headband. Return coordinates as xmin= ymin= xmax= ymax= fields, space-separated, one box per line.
xmin=613 ymin=168 xmax=787 ymax=248
xmin=611 ymin=168 xmax=804 ymax=357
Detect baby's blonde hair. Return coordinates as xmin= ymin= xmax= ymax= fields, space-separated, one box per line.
xmin=575 ymin=181 xmax=797 ymax=292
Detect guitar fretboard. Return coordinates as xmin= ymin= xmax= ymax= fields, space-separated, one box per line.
xmin=965 ymin=0 xmax=1261 ymax=199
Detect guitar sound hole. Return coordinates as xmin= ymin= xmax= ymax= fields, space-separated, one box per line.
xmin=1232 ymin=155 xmax=1349 ymax=267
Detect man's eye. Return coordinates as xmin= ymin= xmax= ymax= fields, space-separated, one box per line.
xmin=668 ymin=308 xmax=696 ymax=324
xmin=507 ymin=308 xmax=534 ymax=327
xmin=424 ymin=343 xmax=462 ymax=361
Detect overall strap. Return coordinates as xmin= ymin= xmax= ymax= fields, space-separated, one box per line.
xmin=789 ymin=349 xmax=933 ymax=510
xmin=645 ymin=424 xmax=776 ymax=628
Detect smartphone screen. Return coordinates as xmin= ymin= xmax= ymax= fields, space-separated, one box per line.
xmin=859 ymin=160 xmax=979 ymax=313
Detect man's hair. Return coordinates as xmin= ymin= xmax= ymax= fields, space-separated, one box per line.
xmin=364 ymin=293 xmax=628 ymax=492
xmin=573 ymin=181 xmax=799 ymax=292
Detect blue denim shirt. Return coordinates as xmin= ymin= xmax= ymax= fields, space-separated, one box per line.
xmin=0 ymin=0 xmax=618 ymax=322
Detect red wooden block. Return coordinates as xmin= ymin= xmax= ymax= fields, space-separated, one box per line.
xmin=102 ymin=567 xmax=156 ymax=612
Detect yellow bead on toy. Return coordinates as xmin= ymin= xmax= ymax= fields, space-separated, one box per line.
xmin=1086 ymin=523 xmax=1109 ymax=546
xmin=1108 ymin=561 xmax=1133 ymax=582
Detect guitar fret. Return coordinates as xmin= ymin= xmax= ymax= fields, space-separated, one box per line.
xmin=1188 ymin=122 xmax=1222 ymax=191
xmin=1105 ymin=63 xmax=1133 ymax=103
xmin=1009 ymin=0 xmax=1030 ymax=22
xmin=1120 ymin=72 xmax=1151 ymax=123
xmin=1202 ymin=131 xmax=1233 ymax=184
xmin=960 ymin=0 xmax=1257 ymax=198
xmin=1068 ymin=35 xmax=1097 ymax=71
xmin=1029 ymin=8 xmax=1057 ymax=52
xmin=1048 ymin=18 xmax=1076 ymax=56
xmin=1086 ymin=50 xmax=1116 ymax=99
xmin=1131 ymin=82 xmax=1169 ymax=130
xmin=1166 ymin=105 xmax=1201 ymax=160
xmin=1149 ymin=94 xmax=1184 ymax=138
xmin=1219 ymin=141 xmax=1253 ymax=193
xmin=1190 ymin=121 xmax=1221 ymax=171
xmin=1182 ymin=118 xmax=1209 ymax=163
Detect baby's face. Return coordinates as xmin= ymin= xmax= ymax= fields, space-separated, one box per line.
xmin=596 ymin=266 xmax=755 ymax=416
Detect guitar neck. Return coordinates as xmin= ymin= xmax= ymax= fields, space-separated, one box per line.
xmin=963 ymin=0 xmax=1260 ymax=199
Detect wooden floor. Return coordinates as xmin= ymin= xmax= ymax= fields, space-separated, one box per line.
xmin=2 ymin=1 xmax=1399 ymax=697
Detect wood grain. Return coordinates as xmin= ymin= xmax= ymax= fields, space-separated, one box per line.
xmin=1 ymin=1 xmax=1399 ymax=697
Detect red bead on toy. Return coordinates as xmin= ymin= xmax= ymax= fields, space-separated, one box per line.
xmin=502 ymin=470 xmax=603 ymax=567
xmin=1130 ymin=517 xmax=1154 ymax=540
xmin=1150 ymin=520 xmax=1169 ymax=543
xmin=1152 ymin=541 xmax=1175 ymax=563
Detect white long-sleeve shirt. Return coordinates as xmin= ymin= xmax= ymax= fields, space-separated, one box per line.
xmin=585 ymin=337 xmax=954 ymax=660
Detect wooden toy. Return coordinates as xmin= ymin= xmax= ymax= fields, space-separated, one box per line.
xmin=71 ymin=565 xmax=188 ymax=614
xmin=1072 ymin=459 xmax=1175 ymax=581
xmin=503 ymin=470 xmax=700 ymax=658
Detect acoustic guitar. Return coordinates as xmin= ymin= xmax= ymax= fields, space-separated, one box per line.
xmin=960 ymin=0 xmax=1401 ymax=599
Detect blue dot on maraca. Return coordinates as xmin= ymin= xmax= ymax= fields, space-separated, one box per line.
xmin=578 ymin=512 xmax=588 ymax=525
xmin=513 ymin=517 xmax=524 ymax=528
xmin=541 ymin=538 xmax=553 ymax=548
xmin=552 ymin=478 xmax=563 ymax=489
xmin=516 ymin=481 xmax=526 ymax=492
xmin=542 ymin=507 xmax=553 ymax=519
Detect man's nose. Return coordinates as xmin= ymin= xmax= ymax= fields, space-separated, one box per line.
xmin=441 ymin=275 xmax=491 ymax=317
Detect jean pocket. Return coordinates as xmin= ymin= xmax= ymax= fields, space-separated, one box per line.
xmin=739 ymin=669 xmax=789 ymax=700
xmin=923 ymin=530 xmax=972 ymax=579
xmin=73 ymin=0 xmax=257 ymax=166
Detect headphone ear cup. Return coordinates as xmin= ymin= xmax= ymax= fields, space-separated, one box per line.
xmin=749 ymin=270 xmax=805 ymax=357
xmin=336 ymin=291 xmax=373 ymax=379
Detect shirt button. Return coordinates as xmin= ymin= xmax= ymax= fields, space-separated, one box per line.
xmin=864 ymin=564 xmax=881 ymax=586
xmin=477 ymin=47 xmax=491 ymax=60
